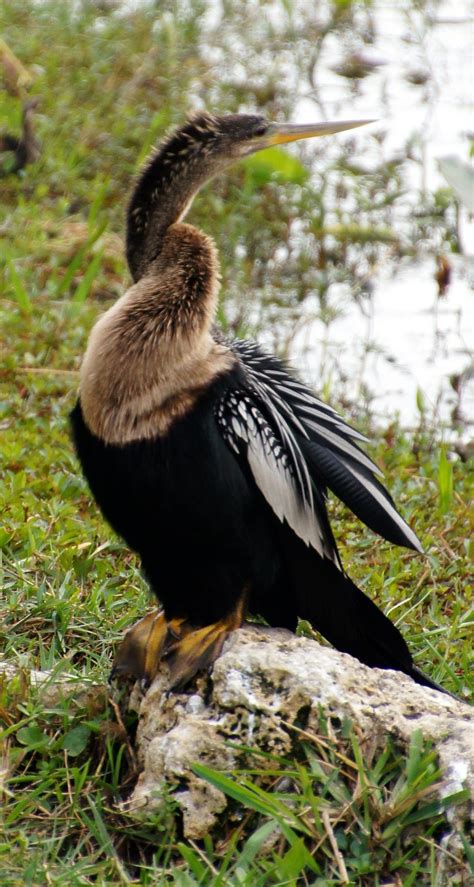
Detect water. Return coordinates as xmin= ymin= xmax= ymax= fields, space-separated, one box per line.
xmin=60 ymin=0 xmax=474 ymax=431
xmin=293 ymin=257 xmax=473 ymax=429
xmin=289 ymin=1 xmax=474 ymax=431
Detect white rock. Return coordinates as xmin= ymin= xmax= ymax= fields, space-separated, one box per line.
xmin=125 ymin=628 xmax=473 ymax=840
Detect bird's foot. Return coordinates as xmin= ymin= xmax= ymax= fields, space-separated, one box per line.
xmin=110 ymin=601 xmax=245 ymax=691
xmin=163 ymin=609 xmax=243 ymax=691
xmin=110 ymin=608 xmax=183 ymax=686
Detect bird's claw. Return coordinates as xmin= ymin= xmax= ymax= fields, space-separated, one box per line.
xmin=110 ymin=602 xmax=246 ymax=691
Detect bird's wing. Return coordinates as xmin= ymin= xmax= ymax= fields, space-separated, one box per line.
xmin=223 ymin=338 xmax=422 ymax=554
xmin=215 ymin=383 xmax=340 ymax=564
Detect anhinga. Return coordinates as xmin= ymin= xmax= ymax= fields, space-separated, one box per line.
xmin=71 ymin=112 xmax=445 ymax=693
xmin=0 ymin=97 xmax=40 ymax=174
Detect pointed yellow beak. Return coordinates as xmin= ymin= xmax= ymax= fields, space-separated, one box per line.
xmin=259 ymin=118 xmax=375 ymax=149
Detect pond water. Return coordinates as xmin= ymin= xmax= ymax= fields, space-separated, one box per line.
xmin=288 ymin=0 xmax=473 ymax=432
xmin=293 ymin=257 xmax=473 ymax=430
xmin=59 ymin=0 xmax=474 ymax=433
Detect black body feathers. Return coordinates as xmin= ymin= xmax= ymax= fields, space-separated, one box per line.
xmin=72 ymin=342 xmax=439 ymax=691
xmin=71 ymin=113 xmax=445 ymax=694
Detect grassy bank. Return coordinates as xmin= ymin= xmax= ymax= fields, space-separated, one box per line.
xmin=1 ymin=1 xmax=472 ymax=883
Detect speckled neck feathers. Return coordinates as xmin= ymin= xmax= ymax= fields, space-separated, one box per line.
xmin=79 ymin=115 xmax=236 ymax=444
xmin=126 ymin=113 xmax=223 ymax=282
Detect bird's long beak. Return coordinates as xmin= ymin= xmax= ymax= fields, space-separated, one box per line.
xmin=258 ymin=118 xmax=375 ymax=150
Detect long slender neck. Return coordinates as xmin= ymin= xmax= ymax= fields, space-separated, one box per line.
xmin=126 ymin=114 xmax=223 ymax=282
xmin=80 ymin=115 xmax=239 ymax=443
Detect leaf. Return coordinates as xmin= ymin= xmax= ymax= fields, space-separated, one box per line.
xmin=415 ymin=387 xmax=425 ymax=415
xmin=245 ymin=147 xmax=309 ymax=185
xmin=193 ymin=763 xmax=312 ymax=836
xmin=235 ymin=820 xmax=277 ymax=872
xmin=0 ymin=528 xmax=13 ymax=547
xmin=55 ymin=221 xmax=106 ymax=298
xmin=72 ymin=250 xmax=103 ymax=303
xmin=406 ymin=729 xmax=424 ymax=784
xmin=277 ymin=836 xmax=320 ymax=878
xmin=88 ymin=179 xmax=110 ymax=228
xmin=62 ymin=725 xmax=91 ymax=756
xmin=6 ymin=258 xmax=32 ymax=314
xmin=404 ymin=789 xmax=469 ymax=824
xmin=460 ymin=831 xmax=474 ymax=873
xmin=16 ymin=725 xmax=49 ymax=749
xmin=176 ymin=844 xmax=207 ymax=879
xmin=173 ymin=873 xmax=200 ymax=887
xmin=438 ymin=448 xmax=453 ymax=515
xmin=192 ymin=763 xmax=281 ymax=818
xmin=311 ymin=223 xmax=398 ymax=244
xmin=438 ymin=155 xmax=474 ymax=212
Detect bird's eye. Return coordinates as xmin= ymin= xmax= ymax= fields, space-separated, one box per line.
xmin=254 ymin=124 xmax=267 ymax=137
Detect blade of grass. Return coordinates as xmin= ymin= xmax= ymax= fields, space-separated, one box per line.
xmin=54 ymin=221 xmax=107 ymax=298
xmin=6 ymin=257 xmax=32 ymax=314
xmin=438 ymin=447 xmax=453 ymax=514
xmin=72 ymin=250 xmax=103 ymax=303
xmin=192 ymin=763 xmax=311 ymax=834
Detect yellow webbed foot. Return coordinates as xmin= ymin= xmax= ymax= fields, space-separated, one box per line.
xmin=164 ymin=620 xmax=229 ymax=690
xmin=111 ymin=609 xmax=183 ymax=686
xmin=111 ymin=596 xmax=246 ymax=690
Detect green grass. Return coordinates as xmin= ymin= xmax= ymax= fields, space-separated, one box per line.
xmin=189 ymin=726 xmax=470 ymax=885
xmin=1 ymin=213 xmax=472 ymax=886
xmin=1 ymin=0 xmax=473 ymax=882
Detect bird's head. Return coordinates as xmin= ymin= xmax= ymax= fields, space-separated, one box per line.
xmin=181 ymin=112 xmax=374 ymax=165
xmin=126 ymin=112 xmax=374 ymax=279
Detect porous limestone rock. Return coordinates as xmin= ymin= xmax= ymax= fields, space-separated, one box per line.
xmin=124 ymin=627 xmax=473 ymax=840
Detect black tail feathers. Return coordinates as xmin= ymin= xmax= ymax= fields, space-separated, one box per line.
xmin=408 ymin=665 xmax=459 ymax=699
xmin=279 ymin=529 xmax=451 ymax=695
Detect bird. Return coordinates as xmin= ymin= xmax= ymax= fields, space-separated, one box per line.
xmin=0 ymin=97 xmax=40 ymax=174
xmin=70 ymin=111 xmax=446 ymax=694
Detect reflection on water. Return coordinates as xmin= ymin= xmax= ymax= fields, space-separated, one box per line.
xmin=31 ymin=0 xmax=474 ymax=432
xmin=292 ymin=257 xmax=473 ymax=430
xmin=290 ymin=0 xmax=473 ymax=432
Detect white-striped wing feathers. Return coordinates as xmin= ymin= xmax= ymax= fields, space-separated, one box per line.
xmin=215 ymin=391 xmax=338 ymax=562
xmin=215 ymin=337 xmax=423 ymax=556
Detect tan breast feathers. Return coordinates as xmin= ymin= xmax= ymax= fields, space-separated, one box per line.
xmin=79 ymin=228 xmax=234 ymax=444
